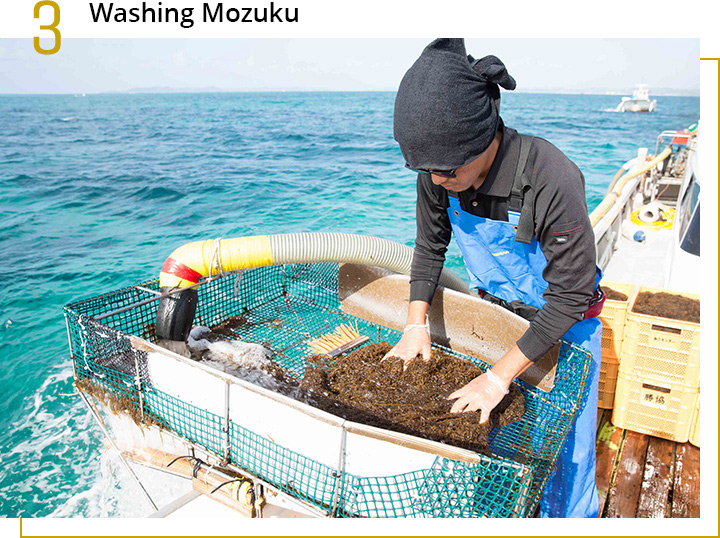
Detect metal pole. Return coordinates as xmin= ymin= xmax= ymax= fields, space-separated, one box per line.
xmin=93 ymin=274 xmax=225 ymax=322
xmin=222 ymin=380 xmax=230 ymax=462
xmin=93 ymin=295 xmax=166 ymax=322
xmin=64 ymin=314 xmax=78 ymax=381
xmin=330 ymin=427 xmax=347 ymax=517
xmin=254 ymin=483 xmax=264 ymax=518
xmin=76 ymin=390 xmax=158 ymax=512
xmin=133 ymin=354 xmax=145 ymax=422
xmin=133 ymin=285 xmax=164 ymax=296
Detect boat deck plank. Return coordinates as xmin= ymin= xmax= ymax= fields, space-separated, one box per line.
xmin=595 ymin=410 xmax=625 ymax=515
xmin=603 ymin=430 xmax=649 ymax=517
xmin=595 ymin=414 xmax=700 ymax=518
xmin=671 ymin=442 xmax=701 ymax=518
xmin=636 ymin=437 xmax=674 ymax=518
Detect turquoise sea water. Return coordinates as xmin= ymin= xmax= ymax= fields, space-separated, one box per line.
xmin=0 ymin=92 xmax=699 ymax=517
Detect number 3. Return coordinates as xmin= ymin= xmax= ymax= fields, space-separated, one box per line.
xmin=34 ymin=1 xmax=61 ymax=55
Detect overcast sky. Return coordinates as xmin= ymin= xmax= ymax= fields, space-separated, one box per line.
xmin=0 ymin=38 xmax=700 ymax=94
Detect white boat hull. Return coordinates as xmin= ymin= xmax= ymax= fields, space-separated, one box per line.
xmin=616 ymin=98 xmax=657 ymax=113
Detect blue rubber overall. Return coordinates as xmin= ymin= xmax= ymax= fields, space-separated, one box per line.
xmin=447 ymin=196 xmax=602 ymax=518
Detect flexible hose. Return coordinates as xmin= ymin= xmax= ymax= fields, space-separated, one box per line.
xmin=159 ymin=233 xmax=468 ymax=292
xmin=156 ymin=233 xmax=469 ymax=342
xmin=269 ymin=233 xmax=468 ymax=291
xmin=605 ymin=158 xmax=638 ymax=195
xmin=590 ymin=146 xmax=672 ymax=227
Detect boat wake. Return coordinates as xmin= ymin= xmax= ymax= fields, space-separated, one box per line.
xmin=1 ymin=362 xmax=185 ymax=517
xmin=49 ymin=449 xmax=187 ymax=517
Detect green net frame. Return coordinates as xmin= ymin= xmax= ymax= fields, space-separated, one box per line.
xmin=64 ymin=263 xmax=593 ymax=518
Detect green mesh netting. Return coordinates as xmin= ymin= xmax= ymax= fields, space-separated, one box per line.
xmin=64 ymin=263 xmax=593 ymax=518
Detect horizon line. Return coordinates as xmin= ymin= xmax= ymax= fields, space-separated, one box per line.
xmin=0 ymin=88 xmax=701 ymax=97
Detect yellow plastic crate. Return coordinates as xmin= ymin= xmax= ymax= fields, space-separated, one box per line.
xmin=690 ymin=395 xmax=700 ymax=447
xmin=612 ymin=371 xmax=698 ymax=442
xmin=598 ymin=281 xmax=635 ymax=361
xmin=619 ymin=286 xmax=700 ymax=387
xmin=598 ymin=356 xmax=619 ymax=409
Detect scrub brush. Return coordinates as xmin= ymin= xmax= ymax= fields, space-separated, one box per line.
xmin=308 ymin=323 xmax=369 ymax=357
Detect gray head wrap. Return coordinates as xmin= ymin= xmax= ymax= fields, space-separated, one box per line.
xmin=393 ymin=38 xmax=516 ymax=171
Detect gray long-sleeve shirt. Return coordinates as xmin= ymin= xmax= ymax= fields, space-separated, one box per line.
xmin=410 ymin=122 xmax=597 ymax=362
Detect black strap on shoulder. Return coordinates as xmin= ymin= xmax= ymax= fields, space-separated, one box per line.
xmin=477 ymin=289 xmax=540 ymax=322
xmin=508 ymin=135 xmax=535 ymax=244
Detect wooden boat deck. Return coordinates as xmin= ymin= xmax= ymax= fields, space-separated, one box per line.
xmin=595 ymin=409 xmax=700 ymax=518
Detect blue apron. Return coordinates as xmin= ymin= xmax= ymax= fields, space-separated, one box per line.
xmin=447 ymin=195 xmax=602 ymax=518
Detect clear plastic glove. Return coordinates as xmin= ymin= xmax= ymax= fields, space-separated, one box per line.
xmin=447 ymin=370 xmax=510 ymax=424
xmin=382 ymin=324 xmax=431 ymax=367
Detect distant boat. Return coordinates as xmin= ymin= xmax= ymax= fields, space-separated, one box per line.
xmin=615 ymin=84 xmax=657 ymax=113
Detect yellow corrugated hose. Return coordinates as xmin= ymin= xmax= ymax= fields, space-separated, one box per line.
xmin=160 ymin=236 xmax=273 ymax=289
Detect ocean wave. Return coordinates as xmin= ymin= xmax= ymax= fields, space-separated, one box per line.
xmin=131 ymin=186 xmax=184 ymax=202
xmin=52 ymin=200 xmax=87 ymax=210
xmin=8 ymin=173 xmax=33 ymax=182
xmin=278 ymin=133 xmax=309 ymax=142
xmin=48 ymin=270 xmax=98 ymax=283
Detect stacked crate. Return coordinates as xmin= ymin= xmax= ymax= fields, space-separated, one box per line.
xmin=611 ymin=286 xmax=700 ymax=442
xmin=597 ymin=281 xmax=634 ymax=409
xmin=689 ymin=397 xmax=700 ymax=447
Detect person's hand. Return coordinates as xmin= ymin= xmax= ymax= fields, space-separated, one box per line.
xmin=382 ymin=324 xmax=431 ymax=367
xmin=447 ymin=370 xmax=510 ymax=424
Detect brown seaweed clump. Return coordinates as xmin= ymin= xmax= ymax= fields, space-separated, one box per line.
xmin=633 ymin=291 xmax=700 ymax=323
xmin=300 ymin=342 xmax=525 ymax=454
xmin=75 ymin=376 xmax=161 ymax=429
xmin=209 ymin=314 xmax=253 ymax=338
xmin=209 ymin=314 xmax=283 ymax=339
xmin=603 ymin=287 xmax=628 ymax=302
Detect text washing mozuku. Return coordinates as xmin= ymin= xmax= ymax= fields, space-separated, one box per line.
xmin=89 ymin=2 xmax=300 ymax=28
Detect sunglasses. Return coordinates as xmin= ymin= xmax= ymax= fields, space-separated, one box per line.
xmin=405 ymin=163 xmax=457 ymax=178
